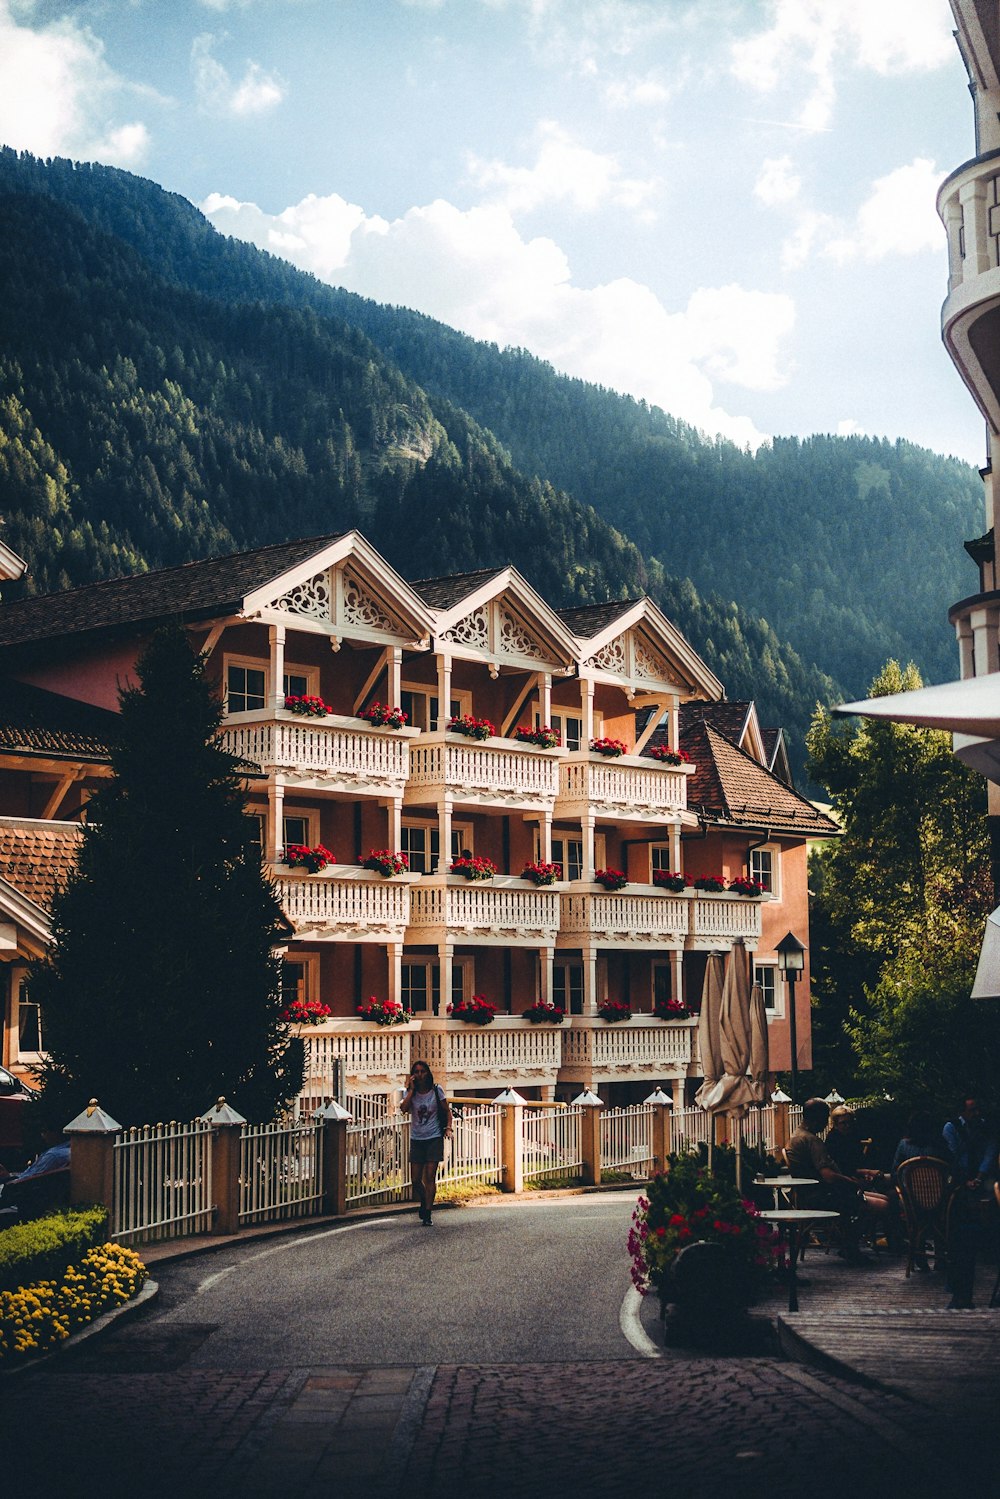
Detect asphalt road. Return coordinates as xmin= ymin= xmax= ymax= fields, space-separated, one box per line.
xmin=144 ymin=1192 xmax=648 ymax=1367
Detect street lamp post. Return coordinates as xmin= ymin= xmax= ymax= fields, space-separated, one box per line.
xmin=776 ymin=931 xmax=806 ymax=1104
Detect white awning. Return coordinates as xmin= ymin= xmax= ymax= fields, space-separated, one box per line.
xmin=837 ymin=672 xmax=1000 ymax=737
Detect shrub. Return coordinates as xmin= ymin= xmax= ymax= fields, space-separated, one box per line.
xmin=0 ymin=1207 xmax=108 ymax=1294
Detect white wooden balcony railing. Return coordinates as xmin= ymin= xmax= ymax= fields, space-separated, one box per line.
xmin=555 ymin=752 xmax=692 ymax=822
xmin=220 ymin=710 xmax=417 ymax=794
xmin=405 ymin=732 xmax=562 ymax=810
xmin=273 ymin=867 xmax=414 ymax=941
xmin=407 ymin=876 xmax=561 ymax=945
xmin=299 ymin=1020 xmax=421 ymax=1094
xmin=557 ymin=886 xmax=761 ymax=949
xmin=688 ymin=892 xmax=761 ymax=948
xmin=559 ymin=1017 xmax=694 ymax=1082
xmin=419 ymin=1017 xmax=563 ymax=1089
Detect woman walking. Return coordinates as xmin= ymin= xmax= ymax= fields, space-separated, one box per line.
xmin=401 ymin=1060 xmax=452 ymax=1225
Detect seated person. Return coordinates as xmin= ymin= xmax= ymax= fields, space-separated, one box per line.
xmin=942 ymin=1096 xmax=995 ymax=1189
xmin=891 ymin=1109 xmax=945 ymax=1177
xmin=826 ymin=1103 xmax=897 ymax=1251
xmin=785 ymin=1097 xmax=878 ymax=1264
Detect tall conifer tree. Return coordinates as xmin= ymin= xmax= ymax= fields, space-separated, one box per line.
xmin=33 ymin=627 xmax=303 ymax=1126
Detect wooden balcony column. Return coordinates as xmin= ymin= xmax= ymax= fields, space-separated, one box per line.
xmin=956 ymin=615 xmax=974 ymax=681
xmin=581 ymin=810 xmax=596 ymax=882
xmin=388 ymin=943 xmax=402 ymax=1008
xmin=269 ymin=622 xmax=286 ymax=715
xmin=436 ymin=795 xmax=453 ymax=873
xmin=582 ymin=943 xmax=599 ymax=1017
xmin=388 ymin=797 xmax=402 ymax=851
xmin=539 ymin=809 xmax=553 ymax=864
xmin=387 ymin=646 xmax=402 ymax=708
xmin=539 ymin=946 xmax=554 ymax=1006
xmin=959 ymin=176 xmax=991 ymax=278
xmin=581 ymin=676 xmax=595 ymax=746
xmin=670 ymin=950 xmax=684 ymax=1008
xmin=267 ymin=776 xmax=285 ymax=864
xmin=436 ymin=652 xmax=452 ymax=731
xmin=438 ymin=940 xmax=453 ymax=1018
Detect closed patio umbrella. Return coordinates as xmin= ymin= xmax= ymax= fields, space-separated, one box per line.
xmin=699 ymin=940 xmax=755 ymax=1187
xmin=748 ymin=976 xmax=770 ymax=1156
xmin=694 ymin=952 xmax=725 ymax=1168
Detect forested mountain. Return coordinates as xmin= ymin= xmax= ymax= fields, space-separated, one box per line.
xmin=0 ymin=148 xmax=981 ymax=781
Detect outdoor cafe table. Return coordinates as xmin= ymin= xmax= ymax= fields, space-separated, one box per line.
xmin=753 ymin=1175 xmax=817 ymax=1208
xmin=760 ymin=1208 xmax=840 ymax=1313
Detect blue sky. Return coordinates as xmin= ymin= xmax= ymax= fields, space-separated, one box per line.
xmin=0 ymin=0 xmax=986 ymax=463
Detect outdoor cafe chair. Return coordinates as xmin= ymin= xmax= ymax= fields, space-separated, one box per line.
xmin=896 ymin=1155 xmax=951 ymax=1278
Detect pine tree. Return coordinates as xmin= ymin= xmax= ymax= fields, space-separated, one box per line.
xmin=32 ymin=627 xmax=303 ymax=1126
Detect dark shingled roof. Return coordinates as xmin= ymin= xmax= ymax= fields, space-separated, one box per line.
xmin=678 ymin=700 xmax=751 ymax=743
xmin=0 ymin=682 xmax=116 ymax=762
xmin=408 ymin=570 xmax=502 ymax=610
xmin=556 ymin=600 xmax=638 ymax=637
xmin=679 ymin=721 xmax=838 ymax=837
xmin=0 ymin=819 xmax=83 ymax=913
xmin=0 ymin=534 xmax=347 ymax=650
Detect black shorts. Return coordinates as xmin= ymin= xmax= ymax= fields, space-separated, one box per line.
xmin=410 ymin=1136 xmax=445 ymax=1164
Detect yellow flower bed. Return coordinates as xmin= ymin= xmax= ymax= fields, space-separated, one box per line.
xmin=0 ymin=1242 xmax=147 ymax=1362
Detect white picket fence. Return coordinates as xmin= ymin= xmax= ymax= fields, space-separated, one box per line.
xmin=113 ymin=1118 xmax=214 ymax=1245
xmin=440 ymin=1104 xmax=503 ymax=1190
xmin=239 ymin=1118 xmax=325 ymax=1225
xmin=346 ymin=1117 xmax=411 ymax=1208
xmin=522 ymin=1104 xmax=583 ymax=1185
xmin=669 ymin=1104 xmax=713 ymax=1154
xmin=600 ymin=1103 xmax=655 ymax=1178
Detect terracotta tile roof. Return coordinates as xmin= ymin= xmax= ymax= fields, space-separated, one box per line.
xmin=0 ymin=819 xmax=83 ymax=913
xmin=555 ymin=600 xmax=637 ymax=638
xmin=678 ymin=700 xmax=751 ymax=743
xmin=0 ymin=682 xmax=115 ymax=761
xmin=677 ymin=722 xmax=838 ymax=837
xmin=408 ymin=570 xmax=502 ymax=609
xmin=0 ymin=534 xmax=347 ymax=650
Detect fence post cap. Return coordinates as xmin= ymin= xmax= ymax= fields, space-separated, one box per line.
xmin=64 ymin=1098 xmax=122 ymax=1134
xmin=643 ymin=1087 xmax=672 ymax=1106
xmin=199 ymin=1097 xmax=248 ymax=1125
xmin=770 ymin=1088 xmax=791 ymax=1104
xmin=571 ymin=1088 xmax=604 ymax=1107
xmin=316 ymin=1098 xmax=352 ymax=1121
xmin=494 ymin=1086 xmax=526 ymax=1104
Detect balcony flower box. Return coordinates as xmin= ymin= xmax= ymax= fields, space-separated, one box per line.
xmin=451 ymin=855 xmax=497 ymax=881
xmin=648 ymin=744 xmax=691 ymax=765
xmin=362 ymin=848 xmax=409 ymax=878
xmin=653 ymin=871 xmax=688 ymax=892
xmin=728 ymin=877 xmax=765 ymax=897
xmin=591 ymin=736 xmax=628 ymax=757
xmin=692 ymin=875 xmax=727 ymax=894
xmin=449 ymin=995 xmax=498 ymax=1025
xmin=598 ymin=1000 xmax=632 ymax=1023
xmin=357 ymin=997 xmax=414 ymax=1026
xmin=359 ymin=702 xmax=408 ymax=730
xmin=282 ymin=997 xmax=333 ymax=1026
xmin=594 ymin=868 xmax=628 ymax=892
xmin=654 ymin=998 xmax=691 ymax=1021
xmin=521 ymin=860 xmax=562 ymax=886
xmin=285 ymin=694 xmax=331 ymax=717
xmin=522 ymin=1001 xmax=565 ymax=1024
xmin=447 ymin=714 xmax=495 ymax=740
xmin=284 ymin=843 xmax=335 ymax=873
xmin=514 ymin=725 xmax=561 ymax=749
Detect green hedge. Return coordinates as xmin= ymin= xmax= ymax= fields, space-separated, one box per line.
xmin=0 ymin=1207 xmax=108 ymax=1293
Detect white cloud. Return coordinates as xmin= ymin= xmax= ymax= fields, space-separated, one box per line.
xmin=732 ymin=0 xmax=953 ymax=133
xmin=837 ymin=419 xmax=864 ymax=436
xmin=0 ymin=0 xmax=149 ymax=166
xmin=203 ymin=187 xmax=794 ymax=446
xmin=467 ymin=120 xmax=658 ymax=217
xmin=192 ymin=33 xmax=285 ymax=117
xmin=823 ymin=157 xmax=943 ymax=263
xmin=754 ymin=155 xmax=800 ymax=207
xmin=601 ymin=72 xmax=671 ymax=110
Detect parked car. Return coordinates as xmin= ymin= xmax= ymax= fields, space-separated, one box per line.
xmin=0 ymin=1065 xmax=35 ymax=1171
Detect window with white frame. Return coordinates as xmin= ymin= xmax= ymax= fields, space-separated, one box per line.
xmin=401 ymin=958 xmax=469 ymax=1013
xmin=224 ymin=657 xmax=318 ymax=713
xmin=553 ymin=961 xmax=584 ymax=1015
xmin=651 ymin=844 xmax=680 ymax=879
xmin=542 ymin=834 xmax=605 ymax=881
xmin=536 ymin=711 xmax=583 ymax=751
xmin=283 ymin=666 xmax=318 ymax=700
xmin=401 ymin=821 xmax=470 ymax=873
xmin=16 ymin=976 xmax=42 ymax=1056
xmin=400 ymin=685 xmax=470 ymax=732
xmin=281 ymin=953 xmax=320 ymax=1007
xmin=750 ymin=844 xmax=780 ymax=897
xmin=652 ymin=961 xmax=673 ymax=1009
xmin=283 ymin=812 xmax=319 ymax=850
xmin=753 ymin=963 xmax=778 ymax=1014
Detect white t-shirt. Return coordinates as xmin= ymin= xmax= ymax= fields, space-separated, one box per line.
xmin=410 ymin=1084 xmax=445 ymax=1141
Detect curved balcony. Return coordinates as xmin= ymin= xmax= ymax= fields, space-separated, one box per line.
xmin=405 ymin=732 xmax=562 ymax=811
xmin=937 ymin=149 xmax=1000 ymax=432
xmin=273 ymin=865 xmax=414 ymax=942
xmin=555 ymin=752 xmax=693 ymax=824
xmin=221 ymin=710 xmax=417 ymax=796
xmin=407 ymin=875 xmax=560 ymax=946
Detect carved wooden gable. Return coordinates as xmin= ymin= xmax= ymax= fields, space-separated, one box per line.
xmin=441 ymin=592 xmax=557 ymax=667
xmin=585 ymin=628 xmax=676 ymax=687
xmin=273 ymin=565 xmax=413 ymax=641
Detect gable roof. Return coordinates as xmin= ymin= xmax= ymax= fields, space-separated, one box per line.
xmin=678 ymin=722 xmax=838 ymax=837
xmin=679 ymin=700 xmax=752 ymax=743
xmin=409 ymin=570 xmax=503 ymax=610
xmin=1 ymin=681 xmax=116 ymax=762
xmin=0 ymin=818 xmax=84 ymax=914
xmin=555 ymin=600 xmax=638 ymax=636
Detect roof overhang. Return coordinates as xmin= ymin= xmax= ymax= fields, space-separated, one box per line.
xmin=837 ymin=671 xmax=1000 ymax=737
xmin=573 ymin=597 xmax=723 ymax=700
xmin=0 ymin=875 xmax=51 ymax=957
xmin=430 ymin=566 xmax=579 ymax=672
xmin=0 ymin=539 xmax=27 ymax=583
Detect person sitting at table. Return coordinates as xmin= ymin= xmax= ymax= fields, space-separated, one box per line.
xmin=785 ymin=1098 xmax=878 ymax=1265
xmin=891 ymin=1109 xmax=945 ymax=1177
xmin=826 ymin=1104 xmax=898 ymax=1254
